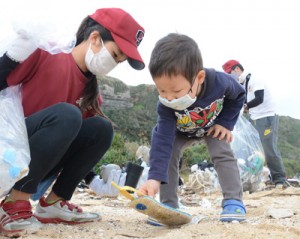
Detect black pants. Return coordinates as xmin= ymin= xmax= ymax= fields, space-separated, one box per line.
xmin=13 ymin=103 xmax=113 ymax=200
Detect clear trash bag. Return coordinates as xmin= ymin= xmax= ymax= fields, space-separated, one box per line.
xmin=231 ymin=114 xmax=265 ymax=192
xmin=0 ymin=86 xmax=31 ymax=197
xmin=0 ymin=19 xmax=76 ymax=56
xmin=11 ymin=20 xmax=76 ymax=55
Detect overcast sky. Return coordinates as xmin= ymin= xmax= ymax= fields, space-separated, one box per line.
xmin=1 ymin=0 xmax=299 ymax=119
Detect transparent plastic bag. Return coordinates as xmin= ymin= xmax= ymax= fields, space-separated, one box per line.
xmin=0 ymin=5 xmax=78 ymax=56
xmin=231 ymin=114 xmax=265 ymax=192
xmin=0 ymin=86 xmax=31 ymax=197
xmin=11 ymin=20 xmax=76 ymax=54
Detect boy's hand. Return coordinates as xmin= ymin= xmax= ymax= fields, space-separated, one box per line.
xmin=207 ymin=124 xmax=233 ymax=143
xmin=139 ymin=179 xmax=160 ymax=197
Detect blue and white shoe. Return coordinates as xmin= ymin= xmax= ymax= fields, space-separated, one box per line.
xmin=220 ymin=199 xmax=246 ymax=222
xmin=146 ymin=217 xmax=165 ymax=227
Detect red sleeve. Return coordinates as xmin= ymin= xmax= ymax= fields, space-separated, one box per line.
xmin=7 ymin=49 xmax=42 ymax=86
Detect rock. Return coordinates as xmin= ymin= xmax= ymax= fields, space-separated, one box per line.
xmin=265 ymin=208 xmax=294 ymax=219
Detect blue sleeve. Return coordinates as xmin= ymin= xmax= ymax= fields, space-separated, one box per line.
xmin=216 ymin=74 xmax=246 ymax=130
xmin=148 ymin=103 xmax=176 ymax=183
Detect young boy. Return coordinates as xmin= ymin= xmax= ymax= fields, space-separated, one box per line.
xmin=139 ymin=33 xmax=246 ymax=222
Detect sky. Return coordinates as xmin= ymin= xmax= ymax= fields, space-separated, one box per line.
xmin=0 ymin=0 xmax=300 ymax=119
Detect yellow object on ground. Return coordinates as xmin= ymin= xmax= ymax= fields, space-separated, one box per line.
xmin=111 ymin=181 xmax=192 ymax=227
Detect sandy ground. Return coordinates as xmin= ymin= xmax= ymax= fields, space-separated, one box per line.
xmin=5 ymin=184 xmax=300 ymax=239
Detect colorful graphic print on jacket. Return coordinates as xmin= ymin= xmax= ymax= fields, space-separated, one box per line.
xmin=175 ymin=98 xmax=223 ymax=137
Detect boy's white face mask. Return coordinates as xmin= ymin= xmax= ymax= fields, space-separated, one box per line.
xmin=159 ymin=94 xmax=197 ymax=111
xmin=85 ymin=40 xmax=117 ymax=76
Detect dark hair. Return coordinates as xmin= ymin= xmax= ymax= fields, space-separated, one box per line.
xmin=149 ymin=33 xmax=203 ymax=85
xmin=75 ymin=17 xmax=114 ymax=116
xmin=232 ymin=63 xmax=244 ymax=72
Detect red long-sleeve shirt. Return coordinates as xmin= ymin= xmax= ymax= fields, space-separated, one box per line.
xmin=7 ymin=49 xmax=102 ymax=118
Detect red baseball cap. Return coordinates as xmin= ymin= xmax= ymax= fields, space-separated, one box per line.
xmin=90 ymin=8 xmax=145 ymax=70
xmin=222 ymin=60 xmax=240 ymax=73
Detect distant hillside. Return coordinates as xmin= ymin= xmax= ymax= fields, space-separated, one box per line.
xmin=98 ymin=76 xmax=300 ymax=176
xmin=99 ymin=76 xmax=158 ymax=144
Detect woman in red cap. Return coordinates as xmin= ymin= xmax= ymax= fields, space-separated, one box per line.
xmin=0 ymin=8 xmax=144 ymax=237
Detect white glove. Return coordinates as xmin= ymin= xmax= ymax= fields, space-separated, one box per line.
xmin=6 ymin=30 xmax=37 ymax=62
xmin=89 ymin=169 xmax=127 ymax=197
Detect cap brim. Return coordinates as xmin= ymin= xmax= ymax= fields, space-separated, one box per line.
xmin=127 ymin=58 xmax=145 ymax=70
xmin=111 ymin=32 xmax=145 ymax=70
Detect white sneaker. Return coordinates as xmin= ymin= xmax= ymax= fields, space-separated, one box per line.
xmin=0 ymin=199 xmax=42 ymax=237
xmin=34 ymin=197 xmax=100 ymax=224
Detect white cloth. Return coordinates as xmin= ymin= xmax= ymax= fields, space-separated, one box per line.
xmin=246 ymin=74 xmax=276 ymax=120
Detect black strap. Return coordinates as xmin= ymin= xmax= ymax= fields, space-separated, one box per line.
xmin=244 ymin=73 xmax=251 ymax=103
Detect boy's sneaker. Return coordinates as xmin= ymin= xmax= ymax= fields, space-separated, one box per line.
xmin=220 ymin=199 xmax=246 ymax=222
xmin=0 ymin=199 xmax=42 ymax=237
xmin=34 ymin=197 xmax=100 ymax=224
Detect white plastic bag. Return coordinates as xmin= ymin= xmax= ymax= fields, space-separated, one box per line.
xmin=231 ymin=114 xmax=265 ymax=192
xmin=0 ymin=86 xmax=31 ymax=197
xmin=11 ymin=21 xmax=76 ymax=55
xmin=187 ymin=168 xmax=220 ymax=194
xmin=136 ymin=166 xmax=149 ymax=189
xmin=89 ymin=170 xmax=127 ymax=197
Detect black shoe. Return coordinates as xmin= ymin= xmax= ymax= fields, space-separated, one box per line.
xmin=275 ymin=180 xmax=290 ymax=189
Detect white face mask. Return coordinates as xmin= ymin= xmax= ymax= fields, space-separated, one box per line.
xmin=85 ymin=41 xmax=117 ymax=76
xmin=238 ymin=73 xmax=247 ymax=84
xmin=231 ymin=72 xmax=246 ymax=84
xmin=159 ymin=94 xmax=197 ymax=110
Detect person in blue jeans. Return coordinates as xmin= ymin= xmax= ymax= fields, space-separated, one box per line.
xmin=222 ymin=60 xmax=288 ymax=188
xmin=139 ymin=33 xmax=246 ymax=224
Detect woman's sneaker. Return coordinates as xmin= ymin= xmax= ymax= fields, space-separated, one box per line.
xmin=0 ymin=199 xmax=42 ymax=237
xmin=34 ymin=197 xmax=100 ymax=224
